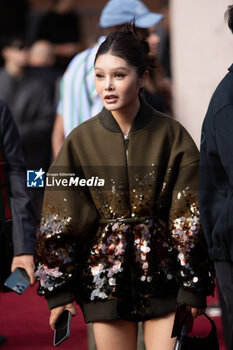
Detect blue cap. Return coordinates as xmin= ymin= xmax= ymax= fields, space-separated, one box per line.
xmin=99 ymin=0 xmax=163 ymax=29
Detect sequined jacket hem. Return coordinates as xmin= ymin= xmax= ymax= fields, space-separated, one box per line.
xmin=46 ymin=287 xmax=206 ymax=323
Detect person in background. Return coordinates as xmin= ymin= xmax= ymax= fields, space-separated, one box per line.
xmin=52 ymin=0 xmax=163 ymax=158
xmin=28 ymin=40 xmax=61 ymax=107
xmin=0 ymin=100 xmax=36 ymax=346
xmin=0 ymin=37 xmax=54 ymax=222
xmin=156 ymin=0 xmax=171 ymax=80
xmin=32 ymin=0 xmax=82 ymax=73
xmin=143 ymin=24 xmax=172 ymax=115
xmin=28 ymin=40 xmax=56 ymax=69
xmin=199 ymin=5 xmax=233 ymax=350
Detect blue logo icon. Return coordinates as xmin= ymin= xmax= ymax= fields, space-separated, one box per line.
xmin=27 ymin=168 xmax=45 ymax=188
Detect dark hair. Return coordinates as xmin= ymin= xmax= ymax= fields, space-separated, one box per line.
xmin=94 ymin=25 xmax=150 ymax=77
xmin=1 ymin=36 xmax=28 ymax=50
xmin=225 ymin=5 xmax=233 ymax=33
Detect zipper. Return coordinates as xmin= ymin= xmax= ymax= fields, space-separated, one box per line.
xmin=124 ymin=134 xmax=129 ymax=161
xmin=123 ymin=134 xmax=130 ymax=210
xmin=123 ymin=134 xmax=136 ymax=316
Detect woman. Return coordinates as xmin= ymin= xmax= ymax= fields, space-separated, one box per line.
xmin=143 ymin=25 xmax=173 ymax=115
xmin=35 ymin=27 xmax=214 ymax=350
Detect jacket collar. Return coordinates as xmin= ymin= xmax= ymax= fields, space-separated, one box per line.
xmin=99 ymin=96 xmax=154 ymax=134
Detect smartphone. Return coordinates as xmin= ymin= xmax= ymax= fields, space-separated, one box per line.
xmin=4 ymin=267 xmax=30 ymax=294
xmin=53 ymin=310 xmax=72 ymax=347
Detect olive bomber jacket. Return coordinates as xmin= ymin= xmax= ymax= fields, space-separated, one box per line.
xmin=35 ymin=98 xmax=214 ymax=312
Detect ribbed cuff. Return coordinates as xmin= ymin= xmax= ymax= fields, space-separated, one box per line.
xmin=177 ymin=288 xmax=206 ymax=308
xmin=46 ymin=290 xmax=74 ymax=310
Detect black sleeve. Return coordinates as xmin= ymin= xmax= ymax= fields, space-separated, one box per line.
xmin=16 ymin=83 xmax=54 ymax=149
xmin=0 ymin=101 xmax=36 ymax=255
xmin=215 ymin=104 xmax=233 ymax=185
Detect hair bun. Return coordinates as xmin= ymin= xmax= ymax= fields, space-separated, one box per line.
xmin=95 ymin=23 xmax=151 ymax=76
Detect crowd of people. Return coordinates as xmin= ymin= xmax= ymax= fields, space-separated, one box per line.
xmin=0 ymin=0 xmax=233 ymax=350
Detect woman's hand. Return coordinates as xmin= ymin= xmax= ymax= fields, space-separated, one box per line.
xmin=49 ymin=303 xmax=77 ymax=330
xmin=186 ymin=306 xmax=206 ymax=318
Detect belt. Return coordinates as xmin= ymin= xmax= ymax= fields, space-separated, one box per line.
xmin=99 ymin=216 xmax=156 ymax=224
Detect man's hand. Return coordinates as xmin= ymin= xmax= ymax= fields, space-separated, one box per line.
xmin=11 ymin=255 xmax=35 ymax=285
xmin=49 ymin=303 xmax=77 ymax=330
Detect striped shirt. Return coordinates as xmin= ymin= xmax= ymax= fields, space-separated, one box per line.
xmin=57 ymin=37 xmax=105 ymax=137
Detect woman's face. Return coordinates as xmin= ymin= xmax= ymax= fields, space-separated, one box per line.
xmin=95 ymin=53 xmax=145 ymax=113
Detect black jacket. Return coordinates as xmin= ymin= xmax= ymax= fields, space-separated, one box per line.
xmin=0 ymin=100 xmax=36 ymax=256
xmin=0 ymin=68 xmax=54 ymax=170
xmin=199 ymin=64 xmax=233 ymax=261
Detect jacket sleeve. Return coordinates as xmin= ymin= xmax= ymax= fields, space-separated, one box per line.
xmin=168 ymin=125 xmax=215 ymax=308
xmin=0 ymin=101 xmax=36 ymax=256
xmin=215 ymin=105 xmax=233 ymax=185
xmin=17 ymin=83 xmax=54 ymax=148
xmin=35 ymin=133 xmax=99 ymax=308
xmin=199 ymin=104 xmax=233 ymax=260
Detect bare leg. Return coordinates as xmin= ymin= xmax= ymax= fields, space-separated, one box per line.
xmin=92 ymin=320 xmax=138 ymax=350
xmin=143 ymin=313 xmax=176 ymax=350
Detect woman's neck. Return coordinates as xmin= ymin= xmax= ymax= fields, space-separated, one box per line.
xmin=111 ymin=98 xmax=140 ymax=136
